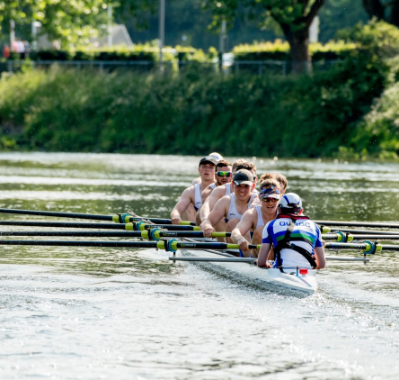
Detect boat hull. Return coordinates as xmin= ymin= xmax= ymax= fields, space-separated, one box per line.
xmin=180 ymin=247 xmax=317 ymax=297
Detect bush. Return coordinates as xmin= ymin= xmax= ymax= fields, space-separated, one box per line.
xmin=233 ymin=40 xmax=357 ymax=61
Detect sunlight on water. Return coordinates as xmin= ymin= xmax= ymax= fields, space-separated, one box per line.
xmin=0 ymin=153 xmax=399 ymax=379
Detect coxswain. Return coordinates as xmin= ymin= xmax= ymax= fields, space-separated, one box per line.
xmin=171 ymin=156 xmax=216 ymax=225
xmin=201 ymin=169 xmax=257 ymax=245
xmin=231 ymin=178 xmax=281 ymax=257
xmin=257 ymin=193 xmax=326 ymax=269
xmin=192 ymin=152 xmax=223 ymax=185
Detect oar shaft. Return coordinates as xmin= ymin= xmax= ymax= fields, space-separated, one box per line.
xmin=321 ymin=227 xmax=399 ymax=235
xmin=0 ymin=221 xmax=128 ymax=229
xmin=0 ymin=231 xmax=142 ymax=237
xmin=316 ymin=220 xmax=399 ymax=229
xmin=169 ymin=257 xmax=256 ymax=263
xmin=0 ymin=239 xmax=254 ymax=251
xmin=0 ymin=208 xmax=111 ymax=221
xmin=0 ymin=221 xmax=201 ymax=231
xmin=325 ymin=242 xmax=399 ymax=252
xmin=0 ymin=240 xmax=157 ymax=248
xmin=323 ymin=234 xmax=399 ymax=241
xmin=0 ymin=208 xmax=196 ymax=226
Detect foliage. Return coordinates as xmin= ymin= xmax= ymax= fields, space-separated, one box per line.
xmin=0 ymin=0 xmax=107 ymax=46
xmin=361 ymin=0 xmax=399 ymax=27
xmin=21 ymin=44 xmax=216 ymax=63
xmin=0 ymin=20 xmax=395 ymax=159
xmin=233 ymin=39 xmax=357 ymax=61
xmin=318 ymin=0 xmax=368 ymax=43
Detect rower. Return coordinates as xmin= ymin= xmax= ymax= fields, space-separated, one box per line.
xmin=201 ymin=169 xmax=257 ymax=245
xmin=231 ymin=178 xmax=281 ymax=258
xmin=201 ymin=159 xmax=232 ymax=204
xmin=171 ymin=156 xmax=216 ymax=225
xmin=192 ymin=152 xmax=223 ymax=186
xmin=257 ymin=193 xmax=326 ymax=269
xmin=200 ymin=159 xmax=258 ymax=222
xmin=260 ymin=172 xmax=288 ymax=193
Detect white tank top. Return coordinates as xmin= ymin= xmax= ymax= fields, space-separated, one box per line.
xmin=226 ymin=193 xmax=257 ymax=221
xmin=194 ymin=183 xmax=202 ymax=210
xmin=254 ymin=205 xmax=264 ymax=229
xmin=225 ymin=183 xmax=231 ymax=196
xmin=209 ymin=183 xmax=216 ymax=190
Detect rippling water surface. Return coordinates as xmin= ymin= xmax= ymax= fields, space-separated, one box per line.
xmin=1 ymin=153 xmax=399 ymax=379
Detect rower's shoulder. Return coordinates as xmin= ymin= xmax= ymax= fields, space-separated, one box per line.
xmin=192 ymin=177 xmax=201 ymax=186
xmin=182 ymin=184 xmax=196 ymax=195
xmin=216 ymin=194 xmax=231 ymax=207
xmin=211 ymin=185 xmax=226 ymax=196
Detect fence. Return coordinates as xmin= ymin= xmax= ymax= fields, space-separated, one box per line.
xmin=0 ymin=59 xmax=338 ymax=77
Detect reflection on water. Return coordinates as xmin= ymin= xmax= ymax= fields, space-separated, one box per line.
xmin=0 ymin=153 xmax=399 ymax=379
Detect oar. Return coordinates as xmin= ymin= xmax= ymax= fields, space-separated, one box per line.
xmin=0 ymin=207 xmax=195 ymax=226
xmin=316 ymin=220 xmax=399 ymax=229
xmin=170 ymin=257 xmax=370 ymax=263
xmin=325 ymin=241 xmax=399 ymax=254
xmin=0 ymin=221 xmax=201 ymax=231
xmin=0 ymin=239 xmax=259 ymax=251
xmin=320 ymin=226 xmax=399 ymax=235
xmin=0 ymin=230 xmax=230 ymax=239
xmin=323 ymin=233 xmax=399 ymax=242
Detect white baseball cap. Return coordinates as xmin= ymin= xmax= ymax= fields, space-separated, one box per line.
xmin=209 ymin=152 xmax=223 ymax=162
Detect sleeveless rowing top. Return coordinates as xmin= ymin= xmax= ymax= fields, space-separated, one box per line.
xmin=194 ymin=183 xmax=202 ymax=210
xmin=209 ymin=183 xmax=216 ymax=190
xmin=226 ymin=193 xmax=257 ymax=221
xmin=225 ymin=183 xmax=231 ymax=196
xmin=254 ymin=205 xmax=264 ymax=229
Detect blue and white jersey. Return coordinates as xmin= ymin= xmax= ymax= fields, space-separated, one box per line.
xmin=262 ymin=218 xmax=323 ymax=268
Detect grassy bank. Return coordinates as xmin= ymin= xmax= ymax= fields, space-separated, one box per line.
xmin=0 ymin=21 xmax=398 ymax=159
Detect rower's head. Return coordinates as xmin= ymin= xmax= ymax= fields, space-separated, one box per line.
xmin=198 ymin=156 xmax=216 ymax=180
xmin=271 ymin=172 xmax=288 ymax=194
xmin=209 ymin=152 xmax=223 ymax=163
xmin=233 ymin=160 xmax=257 ymax=184
xmin=215 ymin=159 xmax=232 ymax=186
xmin=232 ymin=169 xmax=255 ymax=198
xmin=260 ymin=172 xmax=288 ymax=194
xmin=259 ymin=179 xmax=281 ymax=211
xmin=278 ymin=193 xmax=303 ymax=215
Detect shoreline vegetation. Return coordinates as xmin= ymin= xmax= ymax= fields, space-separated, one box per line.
xmin=1 ymin=21 xmax=399 ymax=160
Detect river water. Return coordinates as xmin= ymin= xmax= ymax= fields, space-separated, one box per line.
xmin=0 ymin=153 xmax=399 ymax=379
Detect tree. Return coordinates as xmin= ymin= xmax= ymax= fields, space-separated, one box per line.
xmin=206 ymin=0 xmax=326 ymax=73
xmin=362 ymin=0 xmax=399 ymax=27
xmin=0 ymin=0 xmax=107 ymax=46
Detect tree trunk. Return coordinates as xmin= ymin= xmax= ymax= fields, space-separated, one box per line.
xmin=281 ymin=25 xmax=311 ymax=74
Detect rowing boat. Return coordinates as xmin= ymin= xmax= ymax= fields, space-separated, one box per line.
xmin=178 ymin=238 xmax=317 ymax=297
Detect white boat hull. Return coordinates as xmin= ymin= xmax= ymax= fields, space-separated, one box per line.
xmin=180 ymin=247 xmax=317 ymax=297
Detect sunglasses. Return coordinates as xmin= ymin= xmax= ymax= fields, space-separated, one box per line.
xmin=216 ymin=171 xmax=232 ymax=177
xmin=261 ymin=198 xmax=278 ymax=203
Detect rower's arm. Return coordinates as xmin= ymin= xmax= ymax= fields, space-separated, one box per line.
xmin=201 ymin=198 xmax=227 ymax=236
xmin=314 ymin=247 xmax=326 ymax=269
xmin=231 ymin=211 xmax=254 ymax=250
xmin=257 ymin=243 xmax=271 ymax=267
xmin=170 ymin=187 xmax=192 ymax=224
xmin=200 ymin=186 xmax=223 ymax=221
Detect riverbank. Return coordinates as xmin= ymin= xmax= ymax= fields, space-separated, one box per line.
xmin=0 ymin=21 xmax=398 ymax=160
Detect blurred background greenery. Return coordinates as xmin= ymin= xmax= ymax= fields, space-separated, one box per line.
xmin=1 ymin=1 xmax=399 ymax=160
